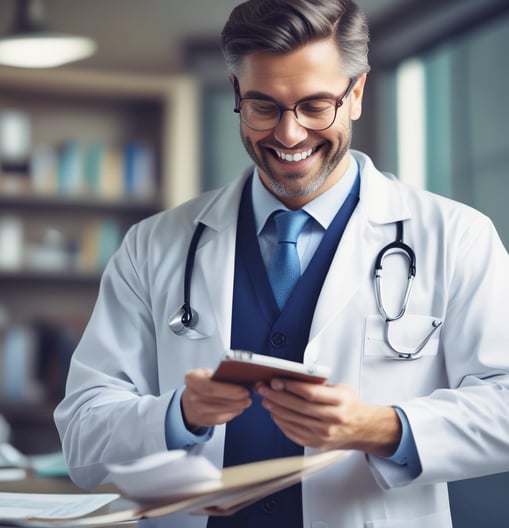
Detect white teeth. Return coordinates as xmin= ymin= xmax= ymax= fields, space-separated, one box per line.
xmin=276 ymin=148 xmax=313 ymax=162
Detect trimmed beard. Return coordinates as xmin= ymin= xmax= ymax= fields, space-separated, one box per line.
xmin=240 ymin=123 xmax=352 ymax=199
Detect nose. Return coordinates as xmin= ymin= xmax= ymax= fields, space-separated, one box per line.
xmin=273 ymin=110 xmax=309 ymax=148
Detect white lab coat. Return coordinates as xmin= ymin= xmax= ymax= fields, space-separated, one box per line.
xmin=55 ymin=150 xmax=509 ymax=528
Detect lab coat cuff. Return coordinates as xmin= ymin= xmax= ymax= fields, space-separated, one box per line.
xmin=365 ymin=406 xmax=422 ymax=489
xmin=164 ymin=386 xmax=213 ymax=449
xmin=386 ymin=406 xmax=422 ymax=468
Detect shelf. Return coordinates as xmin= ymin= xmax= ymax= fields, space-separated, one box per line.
xmin=0 ymin=66 xmax=200 ymax=454
xmin=0 ymin=192 xmax=162 ymax=215
xmin=0 ymin=268 xmax=102 ymax=284
xmin=0 ymin=65 xmax=200 ymax=208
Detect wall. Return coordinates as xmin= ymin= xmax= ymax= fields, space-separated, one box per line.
xmin=370 ymin=8 xmax=509 ymax=527
xmin=426 ymin=13 xmax=509 ymax=248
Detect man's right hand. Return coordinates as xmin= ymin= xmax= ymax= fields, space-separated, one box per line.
xmin=181 ymin=368 xmax=252 ymax=431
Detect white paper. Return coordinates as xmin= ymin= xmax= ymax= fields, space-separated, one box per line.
xmin=0 ymin=469 xmax=26 ymax=481
xmin=107 ymin=450 xmax=222 ymax=500
xmin=0 ymin=493 xmax=119 ymax=520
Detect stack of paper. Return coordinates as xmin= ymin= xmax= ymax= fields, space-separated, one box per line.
xmin=0 ymin=450 xmax=350 ymax=526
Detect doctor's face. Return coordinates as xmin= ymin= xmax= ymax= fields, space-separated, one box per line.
xmin=235 ymin=37 xmax=366 ymax=209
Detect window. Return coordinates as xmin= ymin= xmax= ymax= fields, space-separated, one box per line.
xmin=392 ymin=13 xmax=509 ymax=248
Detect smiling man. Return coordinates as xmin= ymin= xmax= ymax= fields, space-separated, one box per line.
xmin=55 ymin=2 xmax=509 ymax=528
xmin=234 ymin=37 xmax=365 ymax=208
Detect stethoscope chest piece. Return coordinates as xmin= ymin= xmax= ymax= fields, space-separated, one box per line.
xmin=168 ymin=303 xmax=199 ymax=336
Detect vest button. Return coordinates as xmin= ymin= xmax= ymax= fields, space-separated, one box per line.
xmin=261 ymin=499 xmax=278 ymax=514
xmin=270 ymin=332 xmax=287 ymax=348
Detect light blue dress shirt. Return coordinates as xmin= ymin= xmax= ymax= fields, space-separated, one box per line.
xmin=165 ymin=156 xmax=421 ymax=478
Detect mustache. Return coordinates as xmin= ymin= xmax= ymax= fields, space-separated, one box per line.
xmin=261 ymin=140 xmax=321 ymax=151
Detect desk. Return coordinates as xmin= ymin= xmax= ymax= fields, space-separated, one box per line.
xmin=0 ymin=470 xmax=137 ymax=527
xmin=0 ymin=470 xmax=110 ymax=494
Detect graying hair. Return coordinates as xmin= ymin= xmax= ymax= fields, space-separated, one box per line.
xmin=221 ymin=0 xmax=370 ymax=78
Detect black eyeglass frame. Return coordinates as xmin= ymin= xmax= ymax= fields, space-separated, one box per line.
xmin=232 ymin=75 xmax=358 ymax=131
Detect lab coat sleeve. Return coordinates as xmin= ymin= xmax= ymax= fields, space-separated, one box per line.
xmin=384 ymin=407 xmax=422 ymax=470
xmin=54 ymin=223 xmax=176 ymax=488
xmin=165 ymin=386 xmax=214 ymax=449
xmin=369 ymin=214 xmax=509 ymax=489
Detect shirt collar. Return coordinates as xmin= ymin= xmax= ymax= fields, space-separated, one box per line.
xmin=252 ymin=152 xmax=358 ymax=235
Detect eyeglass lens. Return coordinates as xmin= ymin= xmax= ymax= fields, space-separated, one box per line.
xmin=240 ymin=99 xmax=338 ymax=131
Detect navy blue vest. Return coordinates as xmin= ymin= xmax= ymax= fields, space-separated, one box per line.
xmin=207 ymin=172 xmax=360 ymax=528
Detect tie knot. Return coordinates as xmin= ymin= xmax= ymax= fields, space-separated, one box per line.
xmin=274 ymin=209 xmax=309 ymax=244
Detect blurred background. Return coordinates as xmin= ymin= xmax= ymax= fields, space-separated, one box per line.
xmin=0 ymin=0 xmax=508 ymax=524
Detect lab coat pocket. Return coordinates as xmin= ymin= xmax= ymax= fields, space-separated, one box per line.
xmin=361 ymin=314 xmax=443 ymax=404
xmin=365 ymin=510 xmax=450 ymax=527
xmin=364 ymin=314 xmax=440 ymax=359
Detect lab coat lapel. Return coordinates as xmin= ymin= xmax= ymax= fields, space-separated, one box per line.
xmin=190 ymin=171 xmax=251 ymax=351
xmin=307 ymin=205 xmax=373 ymax=343
xmin=307 ymin=154 xmax=411 ymax=349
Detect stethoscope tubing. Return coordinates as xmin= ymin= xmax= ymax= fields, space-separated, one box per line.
xmin=374 ymin=221 xmax=416 ymax=321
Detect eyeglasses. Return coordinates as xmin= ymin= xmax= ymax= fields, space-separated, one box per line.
xmin=233 ymin=76 xmax=357 ymax=132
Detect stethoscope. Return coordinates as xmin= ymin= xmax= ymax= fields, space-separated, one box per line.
xmin=374 ymin=220 xmax=442 ymax=360
xmin=168 ymin=222 xmax=206 ymax=338
xmin=169 ymin=219 xmax=442 ymax=359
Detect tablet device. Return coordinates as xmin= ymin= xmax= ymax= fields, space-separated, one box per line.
xmin=211 ymin=350 xmax=330 ymax=385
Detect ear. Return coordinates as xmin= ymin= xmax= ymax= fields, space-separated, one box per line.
xmin=350 ymin=73 xmax=367 ymax=121
xmin=229 ymin=74 xmax=241 ymax=110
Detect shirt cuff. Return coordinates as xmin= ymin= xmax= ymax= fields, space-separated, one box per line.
xmin=164 ymin=386 xmax=213 ymax=449
xmin=386 ymin=406 xmax=422 ymax=473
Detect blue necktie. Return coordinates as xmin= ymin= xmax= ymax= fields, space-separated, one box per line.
xmin=268 ymin=209 xmax=309 ymax=309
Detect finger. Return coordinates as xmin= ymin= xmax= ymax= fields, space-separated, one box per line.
xmin=262 ymin=387 xmax=346 ymax=428
xmin=259 ymin=384 xmax=320 ymax=414
xmin=182 ymin=376 xmax=252 ymax=428
xmin=183 ymin=394 xmax=251 ymax=427
xmin=269 ymin=407 xmax=341 ymax=449
xmin=271 ymin=379 xmax=343 ymax=405
xmin=200 ymin=408 xmax=247 ymax=426
xmin=263 ymin=396 xmax=322 ymax=427
xmin=185 ymin=388 xmax=252 ymax=414
xmin=185 ymin=369 xmax=251 ymax=399
xmin=269 ymin=413 xmax=318 ymax=448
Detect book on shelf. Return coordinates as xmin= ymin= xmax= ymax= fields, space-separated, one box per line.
xmin=57 ymin=140 xmax=85 ymax=196
xmin=27 ymin=139 xmax=157 ymax=202
xmin=30 ymin=146 xmax=58 ymax=195
xmin=124 ymin=141 xmax=157 ymax=200
xmin=0 ymin=318 xmax=81 ymax=405
xmin=82 ymin=142 xmax=102 ymax=196
xmin=84 ymin=143 xmax=124 ymax=200
xmin=0 ymin=109 xmax=31 ymax=194
xmin=0 ymin=216 xmax=24 ymax=271
xmin=79 ymin=220 xmax=121 ymax=272
xmin=0 ymin=325 xmax=43 ymax=404
xmin=0 ymin=218 xmax=121 ymax=275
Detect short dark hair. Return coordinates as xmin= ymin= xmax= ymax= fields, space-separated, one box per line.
xmin=221 ymin=0 xmax=370 ymax=77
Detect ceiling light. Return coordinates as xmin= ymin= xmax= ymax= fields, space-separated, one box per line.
xmin=0 ymin=0 xmax=97 ymax=68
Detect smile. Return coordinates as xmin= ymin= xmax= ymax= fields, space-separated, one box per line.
xmin=275 ymin=148 xmax=314 ymax=162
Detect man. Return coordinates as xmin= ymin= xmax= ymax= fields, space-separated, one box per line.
xmin=55 ymin=1 xmax=509 ymax=527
